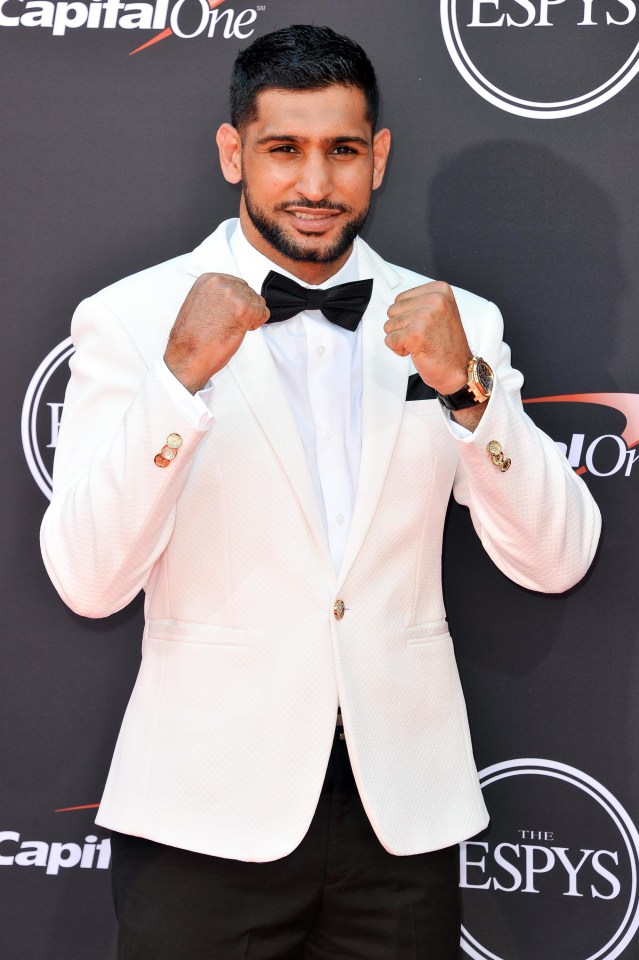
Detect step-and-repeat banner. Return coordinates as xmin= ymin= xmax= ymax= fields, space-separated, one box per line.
xmin=2 ymin=3 xmax=639 ymax=958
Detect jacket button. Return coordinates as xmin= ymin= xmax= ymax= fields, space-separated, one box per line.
xmin=333 ymin=599 xmax=345 ymax=620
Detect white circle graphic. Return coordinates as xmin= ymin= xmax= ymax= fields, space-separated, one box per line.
xmin=440 ymin=1 xmax=639 ymax=119
xmin=21 ymin=337 xmax=74 ymax=500
xmin=460 ymin=759 xmax=639 ymax=959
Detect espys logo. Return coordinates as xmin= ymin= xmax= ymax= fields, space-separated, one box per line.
xmin=1 ymin=803 xmax=109 ymax=876
xmin=440 ymin=0 xmax=639 ymax=118
xmin=460 ymin=758 xmax=639 ymax=960
xmin=21 ymin=341 xmax=639 ymax=497
xmin=0 ymin=0 xmax=262 ymax=54
xmin=22 ymin=337 xmax=74 ymax=499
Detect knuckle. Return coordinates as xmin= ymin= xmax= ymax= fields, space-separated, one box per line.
xmin=396 ymin=293 xmax=415 ymax=308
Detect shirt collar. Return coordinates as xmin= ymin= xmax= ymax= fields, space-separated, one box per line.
xmin=229 ymin=219 xmax=360 ymax=295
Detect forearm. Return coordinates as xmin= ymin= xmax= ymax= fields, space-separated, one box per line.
xmin=41 ymin=299 xmax=209 ymax=617
xmin=452 ymin=338 xmax=601 ymax=592
xmin=450 ymin=402 xmax=487 ymax=432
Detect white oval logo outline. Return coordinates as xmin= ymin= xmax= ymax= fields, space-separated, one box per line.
xmin=460 ymin=758 xmax=639 ymax=960
xmin=441 ymin=0 xmax=639 ymax=118
xmin=21 ymin=337 xmax=74 ymax=500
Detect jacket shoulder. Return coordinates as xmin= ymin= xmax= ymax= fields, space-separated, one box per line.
xmin=78 ymin=220 xmax=236 ymax=326
xmin=88 ymin=252 xmax=192 ymax=313
xmin=372 ymin=253 xmax=503 ymax=349
xmin=66 ymin=253 xmax=194 ymax=368
xmin=358 ymin=239 xmax=493 ymax=314
xmin=388 ymin=261 xmax=493 ymax=313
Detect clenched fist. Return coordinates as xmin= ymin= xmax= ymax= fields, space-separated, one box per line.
xmin=384 ymin=281 xmax=471 ymax=396
xmin=165 ymin=273 xmax=270 ymax=393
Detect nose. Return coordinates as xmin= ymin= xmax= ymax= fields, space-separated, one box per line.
xmin=295 ymin=152 xmax=333 ymax=201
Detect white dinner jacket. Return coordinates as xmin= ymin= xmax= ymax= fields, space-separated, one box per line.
xmin=41 ymin=220 xmax=601 ymax=861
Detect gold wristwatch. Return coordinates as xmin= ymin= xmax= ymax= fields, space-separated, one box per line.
xmin=436 ymin=356 xmax=493 ymax=411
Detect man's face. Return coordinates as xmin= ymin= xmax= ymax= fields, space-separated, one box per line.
xmin=217 ymin=85 xmax=390 ymax=280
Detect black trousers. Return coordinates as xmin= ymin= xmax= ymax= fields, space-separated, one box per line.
xmin=111 ymin=732 xmax=461 ymax=959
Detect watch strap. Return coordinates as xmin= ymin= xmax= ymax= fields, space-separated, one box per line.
xmin=436 ymin=383 xmax=482 ymax=411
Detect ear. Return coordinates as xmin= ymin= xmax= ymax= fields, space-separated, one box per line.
xmin=216 ymin=123 xmax=243 ymax=184
xmin=371 ymin=128 xmax=391 ymax=191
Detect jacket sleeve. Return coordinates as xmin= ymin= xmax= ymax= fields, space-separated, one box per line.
xmin=40 ymin=295 xmax=211 ymax=618
xmin=450 ymin=298 xmax=601 ymax=593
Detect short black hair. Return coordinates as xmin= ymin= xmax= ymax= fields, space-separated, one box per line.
xmin=230 ymin=24 xmax=379 ymax=131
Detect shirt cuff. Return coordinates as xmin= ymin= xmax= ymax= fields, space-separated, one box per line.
xmin=158 ymin=361 xmax=214 ymax=430
xmin=441 ymin=406 xmax=473 ymax=440
xmin=439 ymin=373 xmax=502 ymax=442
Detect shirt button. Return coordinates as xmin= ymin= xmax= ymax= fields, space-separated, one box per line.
xmin=336 ymin=513 xmax=345 ymax=525
xmin=333 ymin=599 xmax=345 ymax=620
xmin=317 ymin=345 xmax=326 ymax=356
xmin=322 ymin=428 xmax=332 ymax=440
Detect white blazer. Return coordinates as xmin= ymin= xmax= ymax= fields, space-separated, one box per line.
xmin=41 ymin=221 xmax=601 ymax=861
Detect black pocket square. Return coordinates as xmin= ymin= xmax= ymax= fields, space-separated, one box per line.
xmin=406 ymin=373 xmax=437 ymax=401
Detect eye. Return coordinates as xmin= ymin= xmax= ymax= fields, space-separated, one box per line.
xmin=332 ymin=145 xmax=358 ymax=155
xmin=269 ymin=144 xmax=298 ymax=154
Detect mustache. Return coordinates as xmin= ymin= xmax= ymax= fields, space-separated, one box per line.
xmin=276 ymin=199 xmax=352 ymax=213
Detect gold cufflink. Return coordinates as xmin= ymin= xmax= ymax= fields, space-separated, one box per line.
xmin=154 ymin=433 xmax=183 ymax=468
xmin=487 ymin=440 xmax=511 ymax=472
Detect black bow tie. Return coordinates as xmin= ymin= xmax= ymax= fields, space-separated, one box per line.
xmin=261 ymin=270 xmax=373 ymax=331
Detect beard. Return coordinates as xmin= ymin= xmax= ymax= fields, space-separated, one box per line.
xmin=243 ymin=186 xmax=370 ymax=264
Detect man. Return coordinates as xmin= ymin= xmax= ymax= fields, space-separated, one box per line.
xmin=41 ymin=24 xmax=601 ymax=960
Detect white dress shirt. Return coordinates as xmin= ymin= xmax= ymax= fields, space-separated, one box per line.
xmin=160 ymin=220 xmax=366 ymax=573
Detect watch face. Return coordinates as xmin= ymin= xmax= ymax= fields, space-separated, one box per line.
xmin=475 ymin=358 xmax=494 ymax=394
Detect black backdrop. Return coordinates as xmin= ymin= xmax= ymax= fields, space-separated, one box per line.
xmin=3 ymin=3 xmax=639 ymax=958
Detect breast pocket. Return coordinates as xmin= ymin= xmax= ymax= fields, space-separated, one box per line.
xmin=403 ymin=399 xmax=440 ymax=417
xmin=406 ymin=373 xmax=437 ymax=403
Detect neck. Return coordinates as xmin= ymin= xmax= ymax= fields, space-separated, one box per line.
xmin=238 ymin=207 xmax=352 ymax=285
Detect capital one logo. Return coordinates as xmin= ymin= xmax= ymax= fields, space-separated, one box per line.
xmin=460 ymin=759 xmax=639 ymax=959
xmin=0 ymin=0 xmax=262 ymax=55
xmin=1 ymin=802 xmax=108 ymax=876
xmin=441 ymin=1 xmax=639 ymax=118
xmin=524 ymin=393 xmax=639 ymax=477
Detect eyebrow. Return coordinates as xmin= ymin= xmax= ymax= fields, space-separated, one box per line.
xmin=255 ymin=134 xmax=371 ymax=147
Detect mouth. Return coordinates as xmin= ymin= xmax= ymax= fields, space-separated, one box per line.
xmin=283 ymin=207 xmax=343 ymax=232
xmin=290 ymin=211 xmax=336 ymax=221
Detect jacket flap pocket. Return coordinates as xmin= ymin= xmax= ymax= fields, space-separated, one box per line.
xmin=146 ymin=619 xmax=247 ymax=646
xmin=404 ymin=619 xmax=450 ymax=645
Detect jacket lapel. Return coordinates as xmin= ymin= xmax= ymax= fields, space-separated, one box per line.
xmin=228 ymin=332 xmax=334 ymax=577
xmin=185 ymin=222 xmax=334 ymax=578
xmin=337 ymin=241 xmax=410 ymax=587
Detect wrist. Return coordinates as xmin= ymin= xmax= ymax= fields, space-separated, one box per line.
xmin=164 ymin=354 xmax=210 ymax=395
xmin=433 ymin=367 xmax=470 ymax=396
xmin=450 ymin=401 xmax=488 ymax=432
xmin=437 ymin=356 xmax=493 ymax=411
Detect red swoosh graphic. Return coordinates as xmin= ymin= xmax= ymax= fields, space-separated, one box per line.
xmin=129 ymin=0 xmax=227 ymax=56
xmin=54 ymin=804 xmax=100 ymax=813
xmin=524 ymin=393 xmax=639 ymax=449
